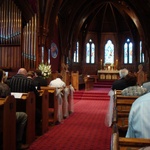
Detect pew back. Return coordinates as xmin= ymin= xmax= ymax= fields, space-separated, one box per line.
xmin=113 ymin=93 xmax=139 ymax=135
xmin=114 ymin=95 xmax=138 ymax=112
xmin=13 ymin=92 xmax=35 ymax=145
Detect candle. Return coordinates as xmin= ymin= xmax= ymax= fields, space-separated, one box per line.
xmin=100 ymin=59 xmax=102 ymax=69
xmin=116 ymin=59 xmax=118 ymax=69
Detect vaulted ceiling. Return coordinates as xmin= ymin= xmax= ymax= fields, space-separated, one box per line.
xmin=10 ymin=0 xmax=150 ymax=33
xmin=58 ymin=0 xmax=150 ymax=54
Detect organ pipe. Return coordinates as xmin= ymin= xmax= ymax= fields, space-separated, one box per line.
xmin=0 ymin=0 xmax=37 ymax=69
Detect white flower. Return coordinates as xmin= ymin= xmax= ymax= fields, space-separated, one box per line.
xmin=38 ymin=63 xmax=51 ymax=79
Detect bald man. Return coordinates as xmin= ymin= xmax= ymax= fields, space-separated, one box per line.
xmin=8 ymin=67 xmax=41 ymax=136
xmin=8 ymin=68 xmax=36 ymax=92
xmin=17 ymin=68 xmax=27 ymax=76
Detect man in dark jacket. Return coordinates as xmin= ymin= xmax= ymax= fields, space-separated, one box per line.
xmin=112 ymin=68 xmax=129 ymax=90
xmin=33 ymin=69 xmax=48 ymax=90
xmin=8 ymin=68 xmax=37 ymax=93
xmin=8 ymin=68 xmax=41 ymax=135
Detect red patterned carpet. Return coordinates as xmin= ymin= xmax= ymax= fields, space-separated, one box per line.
xmin=29 ymin=88 xmax=112 ymax=150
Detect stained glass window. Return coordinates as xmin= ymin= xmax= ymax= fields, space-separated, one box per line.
xmin=73 ymin=41 xmax=79 ymax=63
xmin=86 ymin=39 xmax=95 ymax=64
xmin=124 ymin=39 xmax=133 ymax=64
xmin=124 ymin=43 xmax=128 ymax=63
xmin=104 ymin=40 xmax=114 ymax=64
xmin=140 ymin=41 xmax=144 ymax=63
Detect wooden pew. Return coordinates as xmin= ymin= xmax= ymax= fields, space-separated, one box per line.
xmin=114 ymin=90 xmax=121 ymax=99
xmin=113 ymin=93 xmax=139 ymax=136
xmin=41 ymin=87 xmax=58 ymax=124
xmin=41 ymin=86 xmax=70 ymax=124
xmin=37 ymin=89 xmax=49 ymax=134
xmin=111 ymin=123 xmax=150 ymax=150
xmin=12 ymin=92 xmax=35 ymax=145
xmin=114 ymin=95 xmax=138 ymax=115
xmin=0 ymin=96 xmax=16 ymax=150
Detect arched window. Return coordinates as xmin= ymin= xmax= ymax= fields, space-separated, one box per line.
xmin=124 ymin=39 xmax=133 ymax=64
xmin=86 ymin=39 xmax=95 ymax=64
xmin=104 ymin=40 xmax=114 ymax=64
xmin=140 ymin=41 xmax=144 ymax=63
xmin=73 ymin=42 xmax=79 ymax=63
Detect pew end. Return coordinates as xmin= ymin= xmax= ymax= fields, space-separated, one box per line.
xmin=41 ymin=86 xmax=58 ymax=124
xmin=0 ymin=95 xmax=16 ymax=150
xmin=13 ymin=92 xmax=36 ymax=145
xmin=37 ymin=89 xmax=49 ymax=135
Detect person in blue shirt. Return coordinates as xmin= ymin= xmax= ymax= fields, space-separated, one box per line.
xmin=126 ymin=92 xmax=150 ymax=138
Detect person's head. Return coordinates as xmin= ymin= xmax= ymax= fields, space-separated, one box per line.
xmin=34 ymin=70 xmax=42 ymax=77
xmin=119 ymin=68 xmax=129 ymax=78
xmin=27 ymin=71 xmax=34 ymax=78
xmin=0 ymin=69 xmax=3 ymax=82
xmin=57 ymin=73 xmax=63 ymax=80
xmin=17 ymin=68 xmax=27 ymax=76
xmin=125 ymin=73 xmax=137 ymax=86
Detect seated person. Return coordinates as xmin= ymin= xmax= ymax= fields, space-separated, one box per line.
xmin=33 ymin=69 xmax=48 ymax=90
xmin=49 ymin=73 xmax=66 ymax=88
xmin=121 ymin=85 xmax=147 ymax=96
xmin=7 ymin=68 xmax=41 ymax=134
xmin=121 ymin=73 xmax=147 ymax=96
xmin=106 ymin=72 xmax=137 ymax=127
xmin=49 ymin=73 xmax=66 ymax=123
xmin=126 ymin=92 xmax=150 ymax=138
xmin=27 ymin=71 xmax=35 ymax=79
xmin=112 ymin=68 xmax=128 ymax=90
xmin=7 ymin=68 xmax=37 ymax=93
xmin=0 ymin=69 xmax=28 ymax=150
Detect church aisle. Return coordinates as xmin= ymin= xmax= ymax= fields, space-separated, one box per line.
xmin=29 ymin=88 xmax=112 ymax=150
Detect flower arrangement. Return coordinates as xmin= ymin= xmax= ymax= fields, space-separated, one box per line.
xmin=38 ymin=63 xmax=51 ymax=79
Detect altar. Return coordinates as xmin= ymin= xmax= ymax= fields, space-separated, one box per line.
xmin=97 ymin=70 xmax=119 ymax=80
